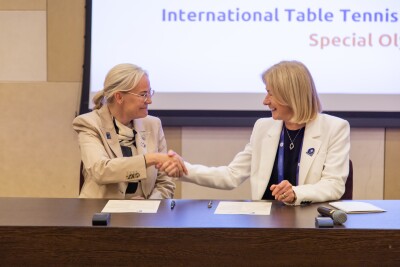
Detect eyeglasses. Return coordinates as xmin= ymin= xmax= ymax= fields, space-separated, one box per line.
xmin=125 ymin=89 xmax=155 ymax=102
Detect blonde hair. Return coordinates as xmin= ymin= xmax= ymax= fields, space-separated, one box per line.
xmin=262 ymin=60 xmax=322 ymax=124
xmin=92 ymin=63 xmax=147 ymax=110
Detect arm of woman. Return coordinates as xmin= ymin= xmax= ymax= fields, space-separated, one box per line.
xmin=73 ymin=116 xmax=149 ymax=185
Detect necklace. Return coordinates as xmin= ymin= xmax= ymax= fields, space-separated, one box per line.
xmin=285 ymin=127 xmax=303 ymax=150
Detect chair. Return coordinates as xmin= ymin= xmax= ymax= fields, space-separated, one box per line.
xmin=340 ymin=160 xmax=353 ymax=200
xmin=79 ymin=161 xmax=85 ymax=194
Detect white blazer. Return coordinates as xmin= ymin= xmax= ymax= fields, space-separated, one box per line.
xmin=73 ymin=105 xmax=175 ymax=199
xmin=181 ymin=114 xmax=350 ymax=205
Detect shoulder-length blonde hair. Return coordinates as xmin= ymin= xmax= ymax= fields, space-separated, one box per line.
xmin=92 ymin=63 xmax=147 ymax=110
xmin=262 ymin=60 xmax=322 ymax=124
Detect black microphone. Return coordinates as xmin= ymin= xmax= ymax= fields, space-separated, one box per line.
xmin=317 ymin=206 xmax=347 ymax=224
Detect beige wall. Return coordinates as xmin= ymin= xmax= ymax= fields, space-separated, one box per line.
xmin=0 ymin=0 xmax=83 ymax=197
xmin=0 ymin=0 xmax=399 ymax=199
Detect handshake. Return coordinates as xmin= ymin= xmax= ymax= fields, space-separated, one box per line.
xmin=146 ymin=150 xmax=187 ymax=178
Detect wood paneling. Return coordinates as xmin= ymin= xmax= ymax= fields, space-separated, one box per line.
xmin=385 ymin=128 xmax=400 ymax=199
xmin=47 ymin=0 xmax=85 ymax=82
xmin=0 ymin=83 xmax=81 ymax=197
xmin=182 ymin=127 xmax=252 ymax=199
xmin=0 ymin=11 xmax=46 ymax=81
xmin=350 ymin=128 xmax=385 ymax=199
xmin=0 ymin=0 xmax=46 ymax=10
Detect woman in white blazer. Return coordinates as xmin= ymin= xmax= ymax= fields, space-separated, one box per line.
xmin=73 ymin=63 xmax=186 ymax=199
xmin=172 ymin=61 xmax=350 ymax=205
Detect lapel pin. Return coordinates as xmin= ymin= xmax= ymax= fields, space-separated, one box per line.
xmin=141 ymin=133 xmax=146 ymax=141
xmin=106 ymin=132 xmax=111 ymax=139
xmin=306 ymin=148 xmax=315 ymax=156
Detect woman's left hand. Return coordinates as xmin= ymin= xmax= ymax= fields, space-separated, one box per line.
xmin=270 ymin=180 xmax=296 ymax=203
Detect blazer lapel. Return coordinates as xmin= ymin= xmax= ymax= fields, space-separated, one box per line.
xmin=298 ymin=117 xmax=322 ymax=185
xmin=98 ymin=105 xmax=123 ymax=158
xmin=133 ymin=119 xmax=148 ymax=155
xmin=133 ymin=118 xmax=149 ymax=195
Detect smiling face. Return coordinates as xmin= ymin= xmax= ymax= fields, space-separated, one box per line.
xmin=261 ymin=61 xmax=322 ymax=126
xmin=120 ymin=75 xmax=152 ymax=120
xmin=263 ymin=87 xmax=293 ymax=123
xmin=110 ymin=74 xmax=153 ymax=125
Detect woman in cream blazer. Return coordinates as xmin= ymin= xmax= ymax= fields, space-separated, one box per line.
xmin=73 ymin=63 xmax=185 ymax=199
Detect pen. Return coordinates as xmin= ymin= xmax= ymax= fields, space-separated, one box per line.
xmin=208 ymin=200 xmax=213 ymax=208
xmin=170 ymin=200 xmax=176 ymax=210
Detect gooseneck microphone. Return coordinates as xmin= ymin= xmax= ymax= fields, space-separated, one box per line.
xmin=317 ymin=206 xmax=347 ymax=224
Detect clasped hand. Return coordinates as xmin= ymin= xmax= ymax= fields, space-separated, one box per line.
xmin=154 ymin=150 xmax=187 ymax=178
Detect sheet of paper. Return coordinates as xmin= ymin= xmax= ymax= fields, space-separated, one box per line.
xmin=101 ymin=200 xmax=160 ymax=213
xmin=215 ymin=201 xmax=271 ymax=215
xmin=329 ymin=201 xmax=386 ymax=213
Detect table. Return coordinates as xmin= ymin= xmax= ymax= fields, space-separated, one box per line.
xmin=0 ymin=198 xmax=399 ymax=266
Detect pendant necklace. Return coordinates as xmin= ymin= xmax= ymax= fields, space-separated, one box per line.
xmin=285 ymin=127 xmax=303 ymax=150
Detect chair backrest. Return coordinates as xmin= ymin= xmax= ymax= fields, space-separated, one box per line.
xmin=340 ymin=159 xmax=353 ymax=200
xmin=79 ymin=161 xmax=84 ymax=194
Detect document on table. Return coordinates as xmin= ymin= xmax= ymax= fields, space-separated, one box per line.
xmin=329 ymin=201 xmax=386 ymax=214
xmin=102 ymin=200 xmax=160 ymax=213
xmin=215 ymin=201 xmax=272 ymax=215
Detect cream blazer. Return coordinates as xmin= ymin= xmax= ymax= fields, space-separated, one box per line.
xmin=181 ymin=114 xmax=350 ymax=205
xmin=72 ymin=105 xmax=175 ymax=199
